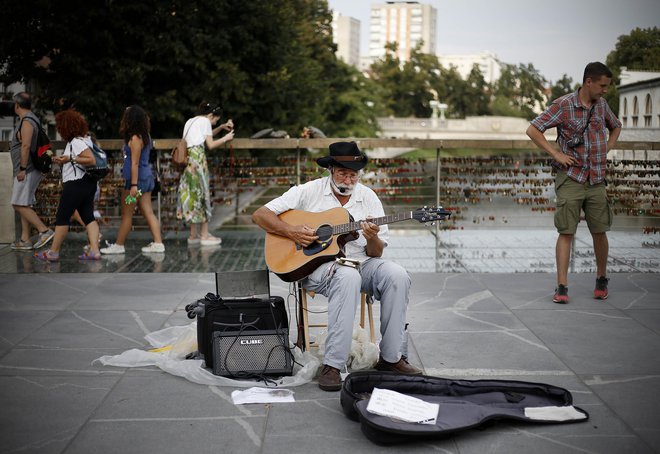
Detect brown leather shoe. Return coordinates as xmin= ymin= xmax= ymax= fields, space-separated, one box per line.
xmin=318 ymin=364 xmax=342 ymax=391
xmin=374 ymin=356 xmax=422 ymax=375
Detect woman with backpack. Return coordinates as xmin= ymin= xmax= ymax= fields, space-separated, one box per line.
xmin=101 ymin=105 xmax=164 ymax=255
xmin=35 ymin=109 xmax=101 ymax=261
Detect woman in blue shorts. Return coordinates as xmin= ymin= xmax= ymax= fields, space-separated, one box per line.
xmin=101 ymin=105 xmax=164 ymax=254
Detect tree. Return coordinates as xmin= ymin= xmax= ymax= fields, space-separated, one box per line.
xmin=491 ymin=63 xmax=547 ymax=119
xmin=0 ymin=0 xmax=378 ymax=138
xmin=605 ymin=27 xmax=660 ymax=114
xmin=607 ymin=27 xmax=660 ymax=72
xmin=435 ymin=65 xmax=467 ymax=118
xmin=548 ymin=74 xmax=575 ymax=106
xmin=369 ymin=42 xmax=410 ymax=116
xmin=463 ymin=64 xmax=491 ymax=116
xmin=323 ymin=62 xmax=386 ymax=137
xmin=370 ymin=43 xmax=480 ymax=119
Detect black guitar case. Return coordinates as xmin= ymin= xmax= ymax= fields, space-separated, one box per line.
xmin=340 ymin=371 xmax=589 ymax=445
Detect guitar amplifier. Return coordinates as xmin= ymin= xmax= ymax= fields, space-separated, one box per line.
xmin=212 ymin=329 xmax=292 ymax=377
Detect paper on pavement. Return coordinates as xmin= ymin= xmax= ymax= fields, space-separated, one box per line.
xmin=231 ymin=387 xmax=295 ymax=405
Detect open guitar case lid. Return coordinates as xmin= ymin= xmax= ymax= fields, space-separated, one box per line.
xmin=340 ymin=371 xmax=589 ymax=445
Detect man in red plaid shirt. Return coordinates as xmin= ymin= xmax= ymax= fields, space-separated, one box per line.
xmin=527 ymin=62 xmax=621 ymax=304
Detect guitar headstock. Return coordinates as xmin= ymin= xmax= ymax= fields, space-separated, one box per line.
xmin=412 ymin=206 xmax=452 ymax=223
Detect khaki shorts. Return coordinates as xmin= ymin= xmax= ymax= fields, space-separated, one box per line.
xmin=554 ymin=172 xmax=612 ymax=234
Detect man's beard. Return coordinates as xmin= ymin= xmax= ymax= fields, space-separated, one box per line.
xmin=330 ymin=177 xmax=355 ymax=195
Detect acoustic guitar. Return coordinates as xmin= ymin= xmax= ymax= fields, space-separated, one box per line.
xmin=264 ymin=206 xmax=451 ymax=282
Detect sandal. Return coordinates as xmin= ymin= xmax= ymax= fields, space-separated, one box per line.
xmin=78 ymin=251 xmax=101 ymax=261
xmin=35 ymin=249 xmax=60 ymax=262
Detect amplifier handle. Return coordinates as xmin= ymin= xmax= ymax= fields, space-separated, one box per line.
xmin=212 ymin=317 xmax=261 ymax=329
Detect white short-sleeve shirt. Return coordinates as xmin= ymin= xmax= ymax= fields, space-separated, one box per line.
xmin=265 ymin=176 xmax=389 ymax=262
xmin=183 ymin=116 xmax=212 ymax=147
xmin=62 ymin=136 xmax=93 ymax=183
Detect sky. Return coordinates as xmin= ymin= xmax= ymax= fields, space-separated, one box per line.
xmin=327 ymin=0 xmax=660 ymax=84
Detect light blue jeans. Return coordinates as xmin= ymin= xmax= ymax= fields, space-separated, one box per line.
xmin=303 ymin=258 xmax=411 ymax=369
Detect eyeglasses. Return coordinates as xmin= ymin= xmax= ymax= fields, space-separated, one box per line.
xmin=334 ymin=169 xmax=359 ymax=182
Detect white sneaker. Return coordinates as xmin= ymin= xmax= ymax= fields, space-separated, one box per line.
xmin=200 ymin=236 xmax=222 ymax=246
xmin=100 ymin=243 xmax=125 ymax=255
xmin=141 ymin=242 xmax=165 ymax=253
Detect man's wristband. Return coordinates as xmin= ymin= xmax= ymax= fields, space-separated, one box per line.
xmin=19 ymin=165 xmax=27 ymax=171
xmin=130 ymin=184 xmax=138 ymax=187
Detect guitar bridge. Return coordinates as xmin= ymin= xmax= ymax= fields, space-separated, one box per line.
xmin=302 ymin=237 xmax=334 ymax=256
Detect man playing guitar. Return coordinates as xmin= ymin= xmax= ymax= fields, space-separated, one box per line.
xmin=252 ymin=141 xmax=422 ymax=391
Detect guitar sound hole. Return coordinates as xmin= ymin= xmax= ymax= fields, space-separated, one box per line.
xmin=316 ymin=224 xmax=333 ymax=243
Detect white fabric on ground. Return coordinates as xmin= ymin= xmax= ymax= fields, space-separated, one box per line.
xmin=524 ymin=405 xmax=587 ymax=421
xmin=314 ymin=325 xmax=379 ymax=370
xmin=95 ymin=321 xmax=320 ymax=388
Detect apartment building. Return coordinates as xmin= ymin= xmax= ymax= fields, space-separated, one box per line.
xmin=332 ymin=12 xmax=361 ymax=67
xmin=369 ymin=1 xmax=437 ymax=62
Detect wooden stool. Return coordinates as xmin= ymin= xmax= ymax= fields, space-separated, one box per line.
xmin=297 ymin=284 xmax=375 ymax=351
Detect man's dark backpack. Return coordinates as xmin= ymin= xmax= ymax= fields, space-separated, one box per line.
xmin=18 ymin=117 xmax=52 ymax=173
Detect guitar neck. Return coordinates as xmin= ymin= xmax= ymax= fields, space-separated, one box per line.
xmin=333 ymin=211 xmax=413 ymax=235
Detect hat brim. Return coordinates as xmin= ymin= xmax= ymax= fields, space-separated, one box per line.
xmin=317 ymin=155 xmax=367 ymax=171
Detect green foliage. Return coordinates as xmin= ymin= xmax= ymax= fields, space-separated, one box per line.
xmin=3 ymin=3 xmax=642 ymax=136
xmin=323 ymin=63 xmax=385 ymax=137
xmin=436 ymin=65 xmax=467 ymax=118
xmin=0 ymin=0 xmax=379 ymax=138
xmin=369 ymin=42 xmax=409 ymax=116
xmin=489 ymin=96 xmax=527 ymax=118
xmin=548 ymin=74 xmax=576 ymax=106
xmin=491 ymin=63 xmax=546 ymax=120
xmin=605 ymin=27 xmax=660 ymax=115
xmin=606 ymin=27 xmax=660 ymax=72
xmin=464 ymin=64 xmax=491 ymax=116
xmin=369 ymin=44 xmax=491 ymax=119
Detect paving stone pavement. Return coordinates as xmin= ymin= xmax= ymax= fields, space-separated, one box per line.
xmin=1 ymin=226 xmax=659 ymax=453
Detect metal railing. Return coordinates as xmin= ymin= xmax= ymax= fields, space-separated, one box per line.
xmin=2 ymin=138 xmax=659 ymax=233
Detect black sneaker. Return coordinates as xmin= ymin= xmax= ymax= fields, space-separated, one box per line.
xmin=552 ymin=284 xmax=569 ymax=304
xmin=594 ymin=276 xmax=609 ymax=300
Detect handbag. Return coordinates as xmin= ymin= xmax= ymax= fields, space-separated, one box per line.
xmin=171 ymin=138 xmax=187 ymax=167
xmin=171 ymin=118 xmax=198 ymax=167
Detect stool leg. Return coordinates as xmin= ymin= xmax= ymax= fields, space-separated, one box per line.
xmin=298 ymin=286 xmax=311 ymax=351
xmin=367 ymin=296 xmax=375 ymax=343
xmin=359 ymin=293 xmax=366 ymax=329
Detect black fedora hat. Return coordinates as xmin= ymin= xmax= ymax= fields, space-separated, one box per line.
xmin=316 ymin=141 xmax=367 ymax=171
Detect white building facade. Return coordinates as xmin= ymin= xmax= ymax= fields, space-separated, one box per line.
xmin=618 ymin=68 xmax=660 ymax=130
xmin=437 ymin=52 xmax=502 ymax=84
xmin=331 ymin=12 xmax=361 ymax=67
xmin=369 ymin=1 xmax=437 ymax=63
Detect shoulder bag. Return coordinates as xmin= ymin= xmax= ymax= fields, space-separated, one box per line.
xmin=172 ymin=118 xmax=197 ymax=167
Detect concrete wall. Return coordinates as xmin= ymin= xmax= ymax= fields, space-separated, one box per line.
xmin=0 ymin=152 xmax=15 ymax=243
xmin=377 ymin=115 xmax=552 ymax=141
